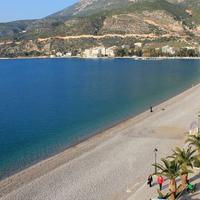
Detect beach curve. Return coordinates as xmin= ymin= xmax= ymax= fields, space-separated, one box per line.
xmin=1 ymin=83 xmax=200 ymax=200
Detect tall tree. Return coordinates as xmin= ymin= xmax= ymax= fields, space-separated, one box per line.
xmin=186 ymin=135 xmax=200 ymax=162
xmin=153 ymin=158 xmax=180 ymax=200
xmin=170 ymin=147 xmax=195 ymax=188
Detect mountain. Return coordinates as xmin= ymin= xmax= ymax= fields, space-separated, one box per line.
xmin=0 ymin=0 xmax=200 ymax=57
xmin=0 ymin=0 xmax=194 ymax=39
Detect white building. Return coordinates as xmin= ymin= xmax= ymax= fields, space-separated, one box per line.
xmin=134 ymin=42 xmax=143 ymax=48
xmin=64 ymin=52 xmax=72 ymax=57
xmin=185 ymin=46 xmax=195 ymax=50
xmin=106 ymin=46 xmax=117 ymax=57
xmin=82 ymin=46 xmax=117 ymax=58
xmin=83 ymin=46 xmax=106 ymax=58
xmin=56 ymin=52 xmax=63 ymax=57
xmin=161 ymin=45 xmax=175 ymax=55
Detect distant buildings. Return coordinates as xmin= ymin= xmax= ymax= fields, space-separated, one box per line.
xmin=82 ymin=46 xmax=105 ymax=58
xmin=50 ymin=46 xmax=117 ymax=58
xmin=49 ymin=43 xmax=200 ymax=58
xmin=106 ymin=46 xmax=117 ymax=57
xmin=134 ymin=42 xmax=143 ymax=48
xmin=161 ymin=45 xmax=175 ymax=55
xmin=56 ymin=52 xmax=63 ymax=57
xmin=82 ymin=46 xmax=116 ymax=58
xmin=64 ymin=52 xmax=72 ymax=57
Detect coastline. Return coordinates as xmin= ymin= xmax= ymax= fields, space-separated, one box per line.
xmin=1 ymin=56 xmax=200 ymax=60
xmin=1 ymin=83 xmax=200 ymax=199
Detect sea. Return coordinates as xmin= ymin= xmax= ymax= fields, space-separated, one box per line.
xmin=0 ymin=58 xmax=200 ymax=178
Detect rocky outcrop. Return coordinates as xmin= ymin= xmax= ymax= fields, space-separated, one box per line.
xmin=77 ymin=0 xmax=97 ymax=12
xmin=100 ymin=10 xmax=185 ymax=35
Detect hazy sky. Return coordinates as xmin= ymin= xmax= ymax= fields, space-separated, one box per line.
xmin=0 ymin=0 xmax=78 ymax=22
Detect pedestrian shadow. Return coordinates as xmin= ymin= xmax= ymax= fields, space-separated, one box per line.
xmin=151 ymin=182 xmax=157 ymax=187
xmin=151 ymin=183 xmax=168 ymax=192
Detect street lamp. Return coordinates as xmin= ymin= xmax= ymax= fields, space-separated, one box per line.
xmin=154 ymin=148 xmax=158 ymax=174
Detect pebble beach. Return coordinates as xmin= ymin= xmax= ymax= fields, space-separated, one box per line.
xmin=1 ymin=83 xmax=200 ymax=200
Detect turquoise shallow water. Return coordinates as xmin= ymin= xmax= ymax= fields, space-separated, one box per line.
xmin=0 ymin=58 xmax=200 ymax=178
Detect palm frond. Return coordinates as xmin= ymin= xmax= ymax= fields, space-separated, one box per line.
xmin=153 ymin=158 xmax=180 ymax=179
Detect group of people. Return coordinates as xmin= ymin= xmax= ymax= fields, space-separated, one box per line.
xmin=147 ymin=174 xmax=195 ymax=193
xmin=147 ymin=175 xmax=163 ymax=190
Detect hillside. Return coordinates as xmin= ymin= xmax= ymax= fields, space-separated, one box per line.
xmin=0 ymin=0 xmax=200 ymax=58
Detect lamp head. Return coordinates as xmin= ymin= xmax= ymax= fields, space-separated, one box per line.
xmin=154 ymin=148 xmax=158 ymax=152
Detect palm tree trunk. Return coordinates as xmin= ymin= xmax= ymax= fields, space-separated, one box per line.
xmin=177 ymin=174 xmax=188 ymax=192
xmin=179 ymin=173 xmax=188 ymax=191
xmin=168 ymin=179 xmax=176 ymax=200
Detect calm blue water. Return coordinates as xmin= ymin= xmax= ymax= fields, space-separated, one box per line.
xmin=0 ymin=58 xmax=200 ymax=178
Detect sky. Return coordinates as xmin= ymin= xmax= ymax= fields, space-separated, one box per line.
xmin=0 ymin=0 xmax=78 ymax=22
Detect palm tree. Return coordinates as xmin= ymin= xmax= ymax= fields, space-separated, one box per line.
xmin=170 ymin=147 xmax=195 ymax=188
xmin=153 ymin=158 xmax=180 ymax=200
xmin=186 ymin=135 xmax=200 ymax=162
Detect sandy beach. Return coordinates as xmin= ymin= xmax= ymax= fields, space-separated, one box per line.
xmin=1 ymin=83 xmax=200 ymax=200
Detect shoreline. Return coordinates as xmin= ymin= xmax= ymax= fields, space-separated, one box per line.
xmin=1 ymin=56 xmax=200 ymax=60
xmin=0 ymin=78 xmax=192 ymax=180
xmin=0 ymin=82 xmax=200 ymax=198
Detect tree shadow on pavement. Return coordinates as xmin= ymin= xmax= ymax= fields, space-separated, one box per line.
xmin=190 ymin=173 xmax=200 ymax=182
xmin=180 ymin=176 xmax=200 ymax=200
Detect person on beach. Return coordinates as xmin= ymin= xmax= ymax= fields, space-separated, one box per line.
xmin=150 ymin=106 xmax=153 ymax=112
xmin=147 ymin=175 xmax=153 ymax=187
xmin=157 ymin=175 xmax=164 ymax=191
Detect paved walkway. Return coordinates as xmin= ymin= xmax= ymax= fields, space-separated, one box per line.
xmin=1 ymin=85 xmax=200 ymax=200
xmin=127 ymin=171 xmax=200 ymax=200
xmin=127 ymin=175 xmax=172 ymax=200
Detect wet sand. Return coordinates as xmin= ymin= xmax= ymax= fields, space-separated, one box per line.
xmin=1 ymin=84 xmax=200 ymax=200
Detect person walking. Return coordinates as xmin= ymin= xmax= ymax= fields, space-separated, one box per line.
xmin=157 ymin=175 xmax=164 ymax=191
xmin=147 ymin=174 xmax=153 ymax=187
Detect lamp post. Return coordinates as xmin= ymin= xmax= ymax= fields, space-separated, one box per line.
xmin=154 ymin=148 xmax=158 ymax=174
